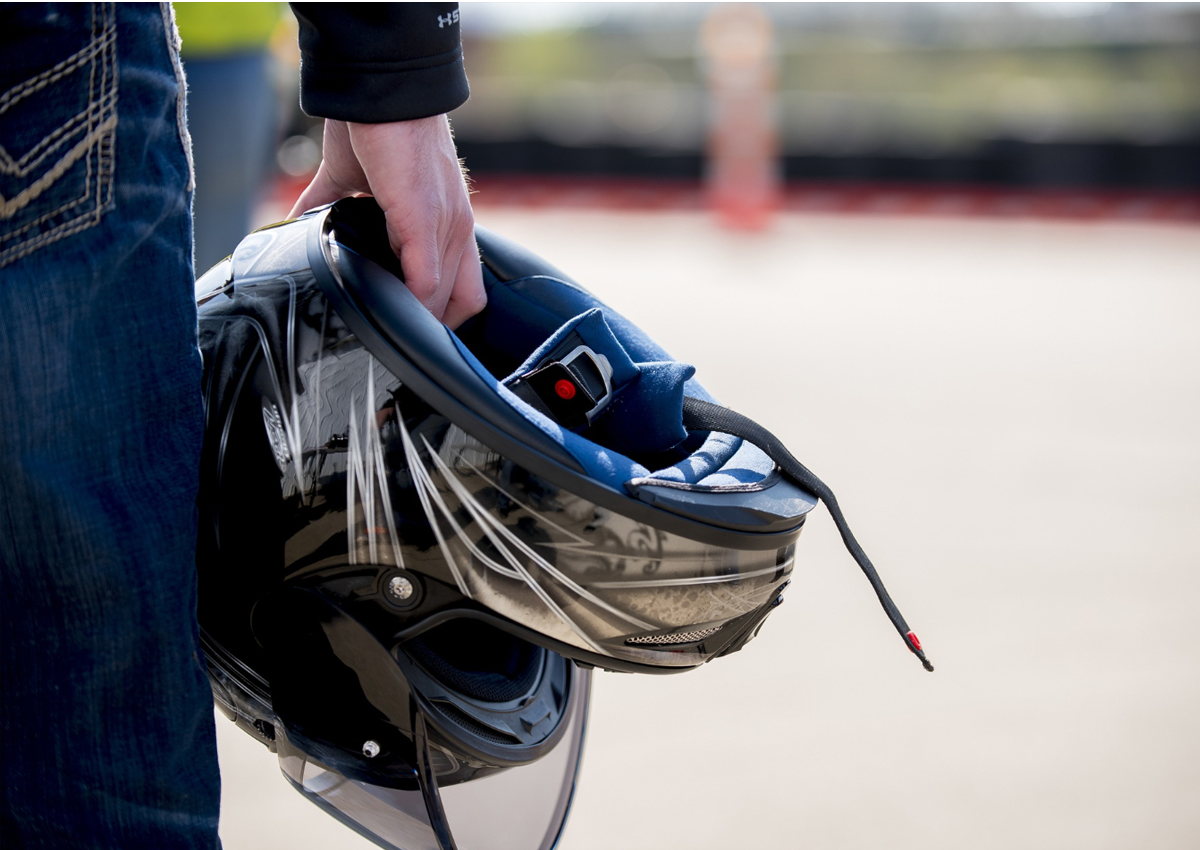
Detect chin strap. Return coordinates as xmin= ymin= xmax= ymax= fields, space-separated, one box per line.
xmin=682 ymin=397 xmax=934 ymax=672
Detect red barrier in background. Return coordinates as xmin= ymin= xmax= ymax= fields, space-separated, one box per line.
xmin=262 ymin=173 xmax=1199 ymax=226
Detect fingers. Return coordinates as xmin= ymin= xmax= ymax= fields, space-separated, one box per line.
xmin=440 ymin=237 xmax=486 ymax=330
xmin=388 ymin=203 xmax=484 ymax=328
xmin=389 ymin=212 xmax=446 ymax=313
xmin=289 ymin=116 xmax=486 ymax=328
xmin=361 ymin=117 xmax=484 ymax=326
xmin=287 ymin=121 xmax=366 ymax=219
xmin=287 ymin=161 xmax=345 ymax=219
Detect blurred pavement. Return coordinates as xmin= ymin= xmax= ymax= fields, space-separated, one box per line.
xmin=217 ymin=209 xmax=1200 ymax=850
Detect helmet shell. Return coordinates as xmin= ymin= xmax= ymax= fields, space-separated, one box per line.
xmin=196 ymin=198 xmax=815 ymax=681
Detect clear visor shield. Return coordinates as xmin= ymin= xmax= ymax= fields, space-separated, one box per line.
xmin=255 ymin=583 xmax=591 ymax=850
xmin=275 ymin=673 xmax=590 ymax=850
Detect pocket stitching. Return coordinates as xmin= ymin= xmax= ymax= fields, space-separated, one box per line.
xmin=0 ymin=24 xmax=113 ymax=113
xmin=0 ymin=197 xmax=110 ymax=266
xmin=0 ymin=21 xmax=115 ymax=174
xmin=1 ymin=100 xmax=106 ymax=177
xmin=0 ymin=113 xmax=117 ymax=229
xmin=0 ymin=2 xmax=116 ymax=267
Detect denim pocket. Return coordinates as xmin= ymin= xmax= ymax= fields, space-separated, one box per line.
xmin=0 ymin=3 xmax=118 ymax=268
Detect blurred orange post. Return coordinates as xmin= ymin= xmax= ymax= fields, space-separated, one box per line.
xmin=701 ymin=4 xmax=781 ymax=230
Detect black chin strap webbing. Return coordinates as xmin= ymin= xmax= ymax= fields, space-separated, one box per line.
xmin=682 ymin=397 xmax=933 ymax=672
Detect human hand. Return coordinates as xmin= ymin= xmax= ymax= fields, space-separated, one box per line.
xmin=289 ymin=115 xmax=485 ymax=329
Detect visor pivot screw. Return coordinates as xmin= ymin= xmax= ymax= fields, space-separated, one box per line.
xmin=362 ymin=740 xmax=381 ymax=758
xmin=387 ymin=576 xmax=414 ymax=601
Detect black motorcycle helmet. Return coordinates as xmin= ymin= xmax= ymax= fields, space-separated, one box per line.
xmin=195 ymin=198 xmax=930 ymax=850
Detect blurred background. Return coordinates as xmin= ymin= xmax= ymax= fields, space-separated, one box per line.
xmin=177 ymin=4 xmax=1200 ymax=850
xmin=246 ymin=0 xmax=1200 ymax=248
xmin=456 ymin=3 xmax=1200 ymax=185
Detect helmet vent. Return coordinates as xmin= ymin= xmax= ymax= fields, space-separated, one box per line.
xmin=626 ymin=627 xmax=721 ymax=646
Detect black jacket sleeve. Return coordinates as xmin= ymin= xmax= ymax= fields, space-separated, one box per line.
xmin=290 ymin=3 xmax=469 ymax=123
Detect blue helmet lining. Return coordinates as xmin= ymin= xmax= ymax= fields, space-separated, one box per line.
xmin=451 ymin=273 xmax=774 ymax=491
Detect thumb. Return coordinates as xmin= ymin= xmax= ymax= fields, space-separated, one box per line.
xmin=288 ymin=161 xmax=358 ymax=220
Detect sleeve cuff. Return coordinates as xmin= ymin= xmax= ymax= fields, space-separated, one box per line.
xmin=299 ymin=52 xmax=470 ymax=123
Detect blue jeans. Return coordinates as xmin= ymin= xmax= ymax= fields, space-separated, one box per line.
xmin=1 ymin=4 xmax=221 ymax=848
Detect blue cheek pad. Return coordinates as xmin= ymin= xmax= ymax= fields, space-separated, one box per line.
xmin=451 ymin=273 xmax=773 ymax=491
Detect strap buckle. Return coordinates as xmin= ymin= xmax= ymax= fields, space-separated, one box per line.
xmin=516 ymin=344 xmax=615 ymax=429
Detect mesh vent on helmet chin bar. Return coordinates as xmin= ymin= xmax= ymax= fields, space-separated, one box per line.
xmin=624 ymin=626 xmax=722 ymax=647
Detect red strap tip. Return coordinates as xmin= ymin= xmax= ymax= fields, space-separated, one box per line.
xmin=906 ymin=630 xmax=922 ymax=651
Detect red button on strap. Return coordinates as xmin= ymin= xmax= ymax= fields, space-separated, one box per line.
xmin=554 ymin=379 xmax=576 ymax=400
xmin=906 ymin=630 xmax=922 ymax=651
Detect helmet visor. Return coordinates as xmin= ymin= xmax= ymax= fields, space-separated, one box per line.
xmin=276 ymin=667 xmax=589 ymax=850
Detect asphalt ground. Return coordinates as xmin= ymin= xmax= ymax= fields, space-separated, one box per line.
xmin=216 ymin=209 xmax=1200 ymax=850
